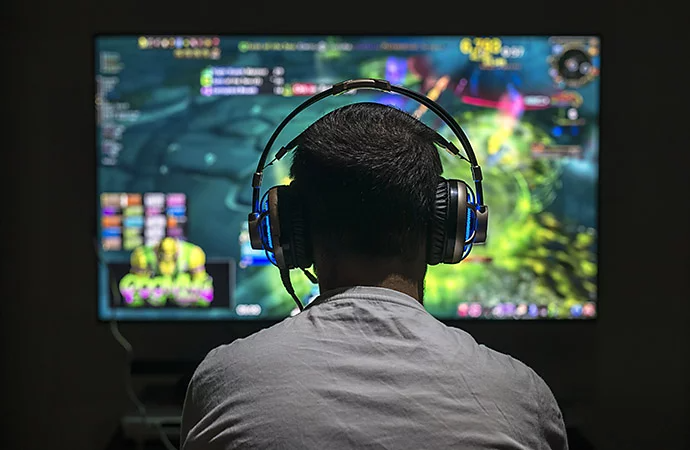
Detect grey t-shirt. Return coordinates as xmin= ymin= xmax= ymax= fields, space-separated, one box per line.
xmin=181 ymin=286 xmax=568 ymax=449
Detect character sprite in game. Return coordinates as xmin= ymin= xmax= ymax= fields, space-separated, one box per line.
xmin=120 ymin=237 xmax=213 ymax=307
xmin=130 ymin=237 xmax=207 ymax=279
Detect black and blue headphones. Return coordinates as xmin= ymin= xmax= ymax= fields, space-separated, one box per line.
xmin=247 ymin=79 xmax=489 ymax=307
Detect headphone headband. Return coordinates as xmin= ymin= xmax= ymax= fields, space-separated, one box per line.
xmin=247 ymin=78 xmax=490 ymax=312
xmin=250 ymin=78 xmax=486 ymax=215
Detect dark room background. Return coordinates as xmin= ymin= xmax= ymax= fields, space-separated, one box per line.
xmin=3 ymin=1 xmax=688 ymax=450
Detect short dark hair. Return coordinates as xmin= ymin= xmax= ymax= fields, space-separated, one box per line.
xmin=290 ymin=102 xmax=442 ymax=261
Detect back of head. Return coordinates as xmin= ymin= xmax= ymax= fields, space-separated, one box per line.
xmin=289 ymin=102 xmax=443 ymax=265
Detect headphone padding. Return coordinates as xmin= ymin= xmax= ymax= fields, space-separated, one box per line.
xmin=443 ymin=180 xmax=468 ymax=264
xmin=427 ymin=179 xmax=450 ymax=266
xmin=286 ymin=188 xmax=312 ymax=269
xmin=276 ymin=185 xmax=312 ymax=270
xmin=266 ymin=187 xmax=286 ymax=269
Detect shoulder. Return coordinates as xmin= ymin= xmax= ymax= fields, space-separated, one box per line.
xmin=463 ymin=335 xmax=564 ymax=429
xmin=443 ymin=325 xmax=545 ymax=395
xmin=192 ymin=319 xmax=298 ymax=380
xmin=479 ymin=343 xmax=544 ymax=396
xmin=185 ymin=340 xmax=250 ymax=412
xmin=187 ymin=321 xmax=295 ymax=403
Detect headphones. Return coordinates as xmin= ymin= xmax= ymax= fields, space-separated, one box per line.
xmin=247 ymin=79 xmax=489 ymax=303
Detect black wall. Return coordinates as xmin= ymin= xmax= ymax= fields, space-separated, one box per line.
xmin=4 ymin=1 xmax=688 ymax=450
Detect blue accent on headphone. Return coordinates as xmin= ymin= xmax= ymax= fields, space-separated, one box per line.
xmin=462 ymin=183 xmax=479 ymax=260
xmin=258 ymin=192 xmax=278 ymax=266
xmin=248 ymin=79 xmax=489 ymax=274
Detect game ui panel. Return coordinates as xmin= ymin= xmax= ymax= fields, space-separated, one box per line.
xmin=95 ymin=35 xmax=599 ymax=321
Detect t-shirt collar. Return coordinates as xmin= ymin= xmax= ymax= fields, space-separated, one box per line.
xmin=304 ymin=286 xmax=426 ymax=312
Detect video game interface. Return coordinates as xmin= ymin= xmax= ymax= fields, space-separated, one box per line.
xmin=95 ymin=35 xmax=600 ymax=321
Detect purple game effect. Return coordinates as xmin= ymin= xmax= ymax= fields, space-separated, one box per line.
xmin=119 ymin=273 xmax=214 ymax=308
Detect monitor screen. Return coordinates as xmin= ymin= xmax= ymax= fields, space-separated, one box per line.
xmin=95 ymin=35 xmax=599 ymax=321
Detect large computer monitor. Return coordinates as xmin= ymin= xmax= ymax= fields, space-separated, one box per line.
xmin=95 ymin=34 xmax=600 ymax=321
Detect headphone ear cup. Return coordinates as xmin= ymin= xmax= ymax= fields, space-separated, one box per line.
xmin=276 ymin=186 xmax=312 ymax=269
xmin=427 ymin=180 xmax=450 ymax=266
xmin=442 ymin=180 xmax=469 ymax=264
xmin=264 ymin=187 xmax=285 ymax=268
xmin=278 ymin=186 xmax=312 ymax=269
xmin=427 ymin=179 xmax=471 ymax=265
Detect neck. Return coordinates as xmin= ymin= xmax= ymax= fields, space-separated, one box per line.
xmin=315 ymin=256 xmax=425 ymax=303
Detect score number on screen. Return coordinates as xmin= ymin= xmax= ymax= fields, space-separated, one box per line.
xmin=460 ymin=37 xmax=525 ymax=68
